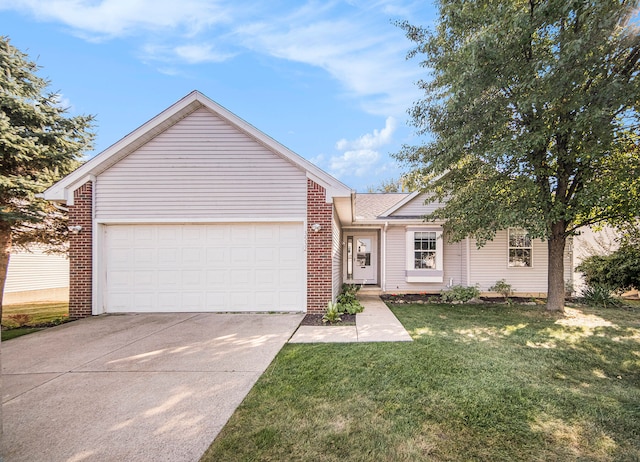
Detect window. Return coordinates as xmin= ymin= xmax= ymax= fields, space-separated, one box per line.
xmin=405 ymin=228 xmax=443 ymax=282
xmin=508 ymin=229 xmax=532 ymax=267
xmin=414 ymin=232 xmax=437 ymax=269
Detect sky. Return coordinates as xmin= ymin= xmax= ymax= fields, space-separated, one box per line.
xmin=0 ymin=0 xmax=437 ymax=192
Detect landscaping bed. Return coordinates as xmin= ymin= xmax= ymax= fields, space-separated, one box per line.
xmin=380 ymin=293 xmax=543 ymax=305
xmin=300 ymin=313 xmax=356 ymax=326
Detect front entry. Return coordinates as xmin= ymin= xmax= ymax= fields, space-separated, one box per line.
xmin=346 ymin=232 xmax=378 ymax=284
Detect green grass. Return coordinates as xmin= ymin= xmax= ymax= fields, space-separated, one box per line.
xmin=2 ymin=301 xmax=69 ymax=341
xmin=202 ymin=302 xmax=640 ymax=461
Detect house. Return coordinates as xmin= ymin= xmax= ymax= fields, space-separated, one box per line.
xmin=44 ymin=91 xmax=574 ymax=318
xmin=3 ymin=248 xmax=69 ymax=305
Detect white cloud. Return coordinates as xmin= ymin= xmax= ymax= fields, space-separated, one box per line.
xmin=328 ymin=117 xmax=397 ymax=178
xmin=142 ymin=43 xmax=235 ymax=64
xmin=1 ymin=0 xmax=426 ymax=115
xmin=330 ymin=149 xmax=380 ymax=178
xmin=0 ymin=0 xmax=230 ymax=38
xmin=336 ymin=116 xmax=396 ymax=150
xmin=237 ymin=11 xmax=423 ymax=115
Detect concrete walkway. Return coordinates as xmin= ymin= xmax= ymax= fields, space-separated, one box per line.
xmin=289 ymin=295 xmax=412 ymax=343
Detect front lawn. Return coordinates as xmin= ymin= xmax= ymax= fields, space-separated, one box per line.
xmin=1 ymin=301 xmax=70 ymax=341
xmin=202 ymin=302 xmax=640 ymax=461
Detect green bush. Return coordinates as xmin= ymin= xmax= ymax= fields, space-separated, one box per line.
xmin=581 ymin=285 xmax=620 ymax=308
xmin=577 ymin=244 xmax=640 ymax=293
xmin=440 ymin=285 xmax=481 ymax=303
xmin=488 ymin=279 xmax=512 ymax=299
xmin=336 ymin=283 xmax=364 ymax=314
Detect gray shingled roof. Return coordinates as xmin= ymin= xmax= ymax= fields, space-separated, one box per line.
xmin=354 ymin=193 xmax=410 ymax=221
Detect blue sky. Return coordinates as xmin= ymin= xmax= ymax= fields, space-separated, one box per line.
xmin=0 ymin=0 xmax=437 ymax=192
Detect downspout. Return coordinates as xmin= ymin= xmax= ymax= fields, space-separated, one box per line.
xmin=90 ymin=175 xmax=98 ymax=315
xmin=381 ymin=222 xmax=388 ymax=292
xmin=466 ymin=237 xmax=471 ymax=286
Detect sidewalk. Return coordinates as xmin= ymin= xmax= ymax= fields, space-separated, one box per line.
xmin=289 ymin=295 xmax=412 ymax=343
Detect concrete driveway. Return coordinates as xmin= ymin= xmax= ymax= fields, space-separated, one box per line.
xmin=2 ymin=312 xmax=303 ymax=462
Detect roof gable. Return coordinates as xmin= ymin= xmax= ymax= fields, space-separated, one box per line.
xmin=380 ymin=191 xmax=445 ymax=218
xmin=44 ymin=91 xmax=352 ymax=204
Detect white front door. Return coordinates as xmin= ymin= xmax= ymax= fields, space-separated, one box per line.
xmin=346 ymin=233 xmax=377 ymax=284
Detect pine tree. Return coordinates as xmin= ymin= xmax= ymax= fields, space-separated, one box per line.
xmin=0 ymin=36 xmax=94 ymax=318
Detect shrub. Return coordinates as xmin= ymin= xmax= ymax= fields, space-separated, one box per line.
xmin=322 ymin=302 xmax=342 ymax=323
xmin=5 ymin=313 xmax=32 ymax=327
xmin=581 ymin=285 xmax=620 ymax=308
xmin=577 ymin=244 xmax=640 ymax=293
xmin=336 ymin=283 xmax=364 ymax=314
xmin=440 ymin=285 xmax=481 ymax=303
xmin=488 ymin=279 xmax=512 ymax=299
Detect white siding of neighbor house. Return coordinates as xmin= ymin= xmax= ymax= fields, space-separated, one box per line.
xmin=384 ymin=226 xmax=465 ymax=292
xmin=332 ymin=207 xmax=342 ymax=301
xmin=4 ymin=250 xmax=69 ymax=293
xmin=389 ymin=193 xmax=445 ymax=217
xmin=95 ymin=107 xmax=307 ymax=220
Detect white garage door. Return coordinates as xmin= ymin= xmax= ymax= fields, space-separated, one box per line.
xmin=104 ymin=223 xmax=305 ymax=313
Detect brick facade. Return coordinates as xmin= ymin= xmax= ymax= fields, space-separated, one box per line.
xmin=68 ymin=182 xmax=93 ymax=319
xmin=306 ymin=179 xmax=334 ymax=313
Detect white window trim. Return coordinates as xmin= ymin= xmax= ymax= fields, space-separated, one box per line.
xmin=507 ymin=228 xmax=533 ymax=268
xmin=405 ymin=227 xmax=444 ymax=283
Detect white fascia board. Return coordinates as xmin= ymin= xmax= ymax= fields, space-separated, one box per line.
xmin=378 ymin=191 xmax=422 ymax=217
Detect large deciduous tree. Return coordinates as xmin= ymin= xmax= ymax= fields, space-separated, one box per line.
xmin=0 ymin=36 xmax=94 ymax=318
xmin=395 ymin=0 xmax=640 ymax=311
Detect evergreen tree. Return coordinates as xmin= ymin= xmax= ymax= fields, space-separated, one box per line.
xmin=0 ymin=36 xmax=94 ymax=318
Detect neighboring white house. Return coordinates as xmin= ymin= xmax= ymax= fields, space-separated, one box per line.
xmin=3 ymin=248 xmax=69 ymax=305
xmin=42 ymin=91 xmax=602 ymax=317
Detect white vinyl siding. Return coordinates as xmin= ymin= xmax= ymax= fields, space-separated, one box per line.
xmin=4 ymin=250 xmax=69 ymax=293
xmin=469 ymin=230 xmax=547 ymax=293
xmin=96 ymin=108 xmax=306 ymax=220
xmin=331 ymin=207 xmax=342 ymax=301
xmin=385 ymin=226 xmax=465 ymax=292
xmin=390 ymin=193 xmax=444 ymax=217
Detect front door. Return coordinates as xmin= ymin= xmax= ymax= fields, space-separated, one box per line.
xmin=346 ymin=233 xmax=377 ymax=284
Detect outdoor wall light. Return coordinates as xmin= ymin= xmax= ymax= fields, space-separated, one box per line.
xmin=310 ymin=223 xmax=322 ymax=232
xmin=68 ymin=225 xmax=83 ymax=234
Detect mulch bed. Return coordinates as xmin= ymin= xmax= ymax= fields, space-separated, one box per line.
xmin=380 ymin=293 xmax=544 ymax=305
xmin=301 ymin=314 xmax=357 ymax=326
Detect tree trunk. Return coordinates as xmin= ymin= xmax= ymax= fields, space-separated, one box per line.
xmin=547 ymin=221 xmax=567 ymax=312
xmin=0 ymin=222 xmax=11 ymax=321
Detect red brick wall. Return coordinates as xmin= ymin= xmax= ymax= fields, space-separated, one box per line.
xmin=307 ymin=179 xmax=334 ymax=313
xmin=68 ymin=182 xmax=93 ymax=318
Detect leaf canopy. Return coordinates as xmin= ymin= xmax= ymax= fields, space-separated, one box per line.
xmin=396 ymin=0 xmax=640 ymax=244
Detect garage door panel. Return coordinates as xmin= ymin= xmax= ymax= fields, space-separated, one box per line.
xmin=158 ymin=293 xmax=180 ymax=310
xmin=105 ymin=223 xmax=304 ymax=313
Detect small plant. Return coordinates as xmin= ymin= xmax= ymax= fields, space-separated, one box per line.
xmin=581 ymin=285 xmax=620 ymax=308
xmin=440 ymin=285 xmax=481 ymax=303
xmin=322 ymin=302 xmax=342 ymax=323
xmin=489 ymin=279 xmax=512 ymax=299
xmin=6 ymin=313 xmax=32 ymax=327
